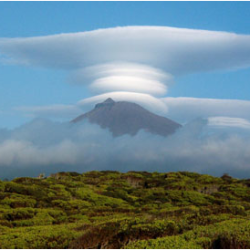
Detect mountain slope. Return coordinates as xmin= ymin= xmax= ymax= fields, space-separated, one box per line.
xmin=72 ymin=98 xmax=181 ymax=137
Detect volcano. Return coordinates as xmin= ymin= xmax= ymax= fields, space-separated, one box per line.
xmin=72 ymin=98 xmax=181 ymax=137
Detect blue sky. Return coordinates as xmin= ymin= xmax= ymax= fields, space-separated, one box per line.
xmin=1 ymin=1 xmax=250 ymax=128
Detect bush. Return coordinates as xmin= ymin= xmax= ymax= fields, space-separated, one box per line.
xmin=0 ymin=197 xmax=36 ymax=208
xmin=3 ymin=208 xmax=36 ymax=221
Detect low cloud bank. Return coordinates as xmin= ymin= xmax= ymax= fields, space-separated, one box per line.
xmin=1 ymin=118 xmax=250 ymax=179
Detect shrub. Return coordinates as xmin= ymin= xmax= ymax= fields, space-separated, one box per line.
xmin=3 ymin=208 xmax=36 ymax=221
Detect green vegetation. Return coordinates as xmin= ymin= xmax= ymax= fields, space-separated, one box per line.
xmin=0 ymin=171 xmax=250 ymax=248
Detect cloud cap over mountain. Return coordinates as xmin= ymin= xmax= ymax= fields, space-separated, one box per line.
xmin=1 ymin=26 xmax=250 ymax=113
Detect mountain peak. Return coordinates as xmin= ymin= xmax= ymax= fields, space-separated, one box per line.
xmin=95 ymin=98 xmax=115 ymax=109
xmin=72 ymin=100 xmax=181 ymax=137
xmin=103 ymin=98 xmax=115 ymax=104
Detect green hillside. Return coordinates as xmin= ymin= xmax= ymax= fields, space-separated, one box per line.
xmin=1 ymin=171 xmax=250 ymax=249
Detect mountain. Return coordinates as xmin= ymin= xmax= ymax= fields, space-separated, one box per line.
xmin=72 ymin=98 xmax=181 ymax=137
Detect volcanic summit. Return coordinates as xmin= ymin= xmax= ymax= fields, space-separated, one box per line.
xmin=72 ymin=98 xmax=181 ymax=137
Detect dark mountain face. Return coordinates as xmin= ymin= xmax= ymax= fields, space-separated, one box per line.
xmin=72 ymin=98 xmax=181 ymax=137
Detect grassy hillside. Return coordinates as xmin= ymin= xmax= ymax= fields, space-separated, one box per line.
xmin=1 ymin=171 xmax=250 ymax=248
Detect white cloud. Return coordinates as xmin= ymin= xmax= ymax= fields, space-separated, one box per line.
xmin=77 ymin=91 xmax=168 ymax=114
xmin=71 ymin=62 xmax=171 ymax=96
xmin=0 ymin=139 xmax=80 ymax=166
xmin=208 ymin=116 xmax=250 ymax=129
xmin=163 ymin=97 xmax=250 ymax=123
xmin=1 ymin=26 xmax=250 ymax=115
xmin=1 ymin=119 xmax=250 ymax=179
xmin=1 ymin=26 xmax=250 ymax=73
xmin=15 ymin=104 xmax=82 ymax=120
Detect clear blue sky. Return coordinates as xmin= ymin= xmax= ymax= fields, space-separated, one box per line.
xmin=1 ymin=1 xmax=250 ymax=128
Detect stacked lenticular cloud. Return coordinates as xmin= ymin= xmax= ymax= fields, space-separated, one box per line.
xmin=1 ymin=26 xmax=250 ymax=114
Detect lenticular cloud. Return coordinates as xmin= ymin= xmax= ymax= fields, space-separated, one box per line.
xmin=1 ymin=26 xmax=250 ymax=110
xmin=73 ymin=62 xmax=171 ymax=96
xmin=1 ymin=26 xmax=250 ymax=72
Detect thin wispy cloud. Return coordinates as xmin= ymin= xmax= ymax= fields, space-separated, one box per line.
xmin=15 ymin=104 xmax=82 ymax=119
xmin=208 ymin=116 xmax=250 ymax=129
xmin=163 ymin=97 xmax=250 ymax=123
